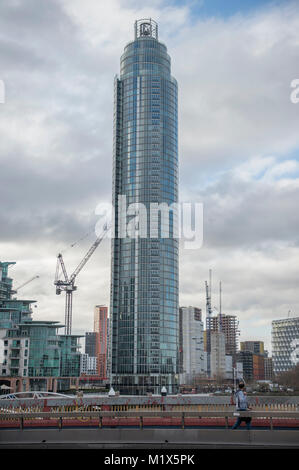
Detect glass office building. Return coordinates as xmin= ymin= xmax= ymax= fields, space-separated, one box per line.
xmin=272 ymin=317 xmax=299 ymax=374
xmin=0 ymin=261 xmax=34 ymax=329
xmin=110 ymin=19 xmax=179 ymax=394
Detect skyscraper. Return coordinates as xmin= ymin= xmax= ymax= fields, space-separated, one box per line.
xmin=110 ymin=19 xmax=179 ymax=394
xmin=85 ymin=332 xmax=97 ymax=357
xmin=94 ymin=305 xmax=108 ymax=380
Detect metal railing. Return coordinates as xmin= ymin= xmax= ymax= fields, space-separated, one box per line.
xmin=1 ymin=410 xmax=299 ymax=431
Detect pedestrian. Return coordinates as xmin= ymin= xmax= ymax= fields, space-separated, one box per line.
xmin=232 ymin=382 xmax=252 ymax=430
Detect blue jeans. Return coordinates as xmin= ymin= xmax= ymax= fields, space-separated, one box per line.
xmin=232 ymin=409 xmax=252 ymax=430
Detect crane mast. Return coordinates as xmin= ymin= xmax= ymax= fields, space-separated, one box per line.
xmin=54 ymin=223 xmax=110 ymax=335
xmin=205 ymin=269 xmax=213 ymax=378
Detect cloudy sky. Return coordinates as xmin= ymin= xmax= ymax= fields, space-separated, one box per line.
xmin=0 ymin=0 xmax=298 ymax=353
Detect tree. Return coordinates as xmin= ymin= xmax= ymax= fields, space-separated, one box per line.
xmin=257 ymin=382 xmax=270 ymax=393
xmin=276 ymin=364 xmax=299 ymax=391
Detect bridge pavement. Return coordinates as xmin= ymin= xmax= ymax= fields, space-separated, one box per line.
xmin=0 ymin=428 xmax=298 ymax=449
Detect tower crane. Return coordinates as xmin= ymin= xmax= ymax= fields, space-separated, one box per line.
xmin=14 ymin=275 xmax=39 ymax=294
xmin=205 ymin=269 xmax=213 ymax=377
xmin=54 ymin=223 xmax=110 ymax=335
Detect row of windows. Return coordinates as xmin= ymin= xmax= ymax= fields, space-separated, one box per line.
xmin=122 ymin=83 xmax=176 ymax=93
xmin=121 ymin=63 xmax=170 ymax=74
xmin=120 ymin=56 xmax=170 ymax=70
xmin=122 ymin=147 xmax=177 ymax=156
xmin=122 ymin=140 xmax=178 ymax=149
xmin=117 ymin=326 xmax=178 ymax=334
xmin=116 ymin=323 xmax=178 ymax=333
xmin=122 ymin=111 xmax=177 ymax=123
xmin=119 ymin=180 xmax=178 ymax=190
xmin=120 ymin=88 xmax=176 ymax=100
xmin=114 ymin=252 xmax=178 ymax=259
xmin=116 ymin=342 xmax=177 ymax=350
xmin=122 ymin=93 xmax=177 ymax=104
xmin=119 ymin=191 xmax=178 ymax=200
xmin=121 ymin=51 xmax=170 ymax=63
xmin=119 ymin=154 xmax=178 ymax=163
xmin=113 ymin=322 xmax=178 ymax=330
xmin=122 ymin=95 xmax=177 ymax=108
xmin=118 ymin=155 xmax=178 ymax=165
xmin=118 ymin=189 xmax=177 ymax=197
xmin=117 ymin=243 xmax=178 ymax=251
xmin=118 ymin=178 xmax=178 ymax=187
xmin=122 ymin=101 xmax=177 ymax=112
xmin=113 ymin=305 xmax=178 ymax=316
xmin=119 ymin=179 xmax=178 ymax=188
xmin=121 ymin=113 xmax=177 ymax=124
xmin=119 ymin=299 xmax=178 ymax=307
xmin=120 ymin=167 xmax=178 ymax=177
xmin=115 ymin=258 xmax=178 ymax=266
xmin=122 ymin=263 xmax=177 ymax=271
xmin=122 ymin=75 xmax=176 ymax=88
xmin=120 ymin=121 xmax=177 ymax=132
xmin=120 ymin=142 xmax=177 ymax=150
xmin=121 ymin=131 xmax=167 ymax=139
xmin=119 ymin=159 xmax=177 ymax=168
xmin=116 ymin=154 xmax=177 ymax=164
xmin=116 ymin=176 xmax=177 ymax=186
xmin=121 ymin=116 xmax=177 ymax=128
xmin=116 ymin=182 xmax=178 ymax=190
xmin=124 ymin=42 xmax=166 ymax=52
xmin=122 ymin=89 xmax=177 ymax=103
xmin=122 ymin=133 xmax=177 ymax=143
xmin=120 ymin=250 xmax=178 ymax=259
xmin=121 ymin=101 xmax=177 ymax=112
xmin=121 ymin=71 xmax=172 ymax=82
xmin=122 ymin=91 xmax=176 ymax=101
xmin=120 ymin=292 xmax=178 ymax=300
xmin=123 ymin=40 xmax=167 ymax=54
xmin=122 ymin=169 xmax=178 ymax=178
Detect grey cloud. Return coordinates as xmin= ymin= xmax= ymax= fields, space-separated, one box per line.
xmin=198 ymin=173 xmax=299 ymax=249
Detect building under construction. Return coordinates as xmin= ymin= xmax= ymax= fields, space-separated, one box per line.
xmin=207 ymin=313 xmax=239 ymax=363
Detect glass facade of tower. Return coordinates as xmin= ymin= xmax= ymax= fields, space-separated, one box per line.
xmin=110 ymin=20 xmax=179 ymax=394
xmin=272 ymin=317 xmax=299 ymax=374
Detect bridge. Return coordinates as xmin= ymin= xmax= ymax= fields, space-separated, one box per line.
xmin=0 ymin=409 xmax=298 ymax=448
xmin=0 ymin=391 xmax=71 ymax=400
